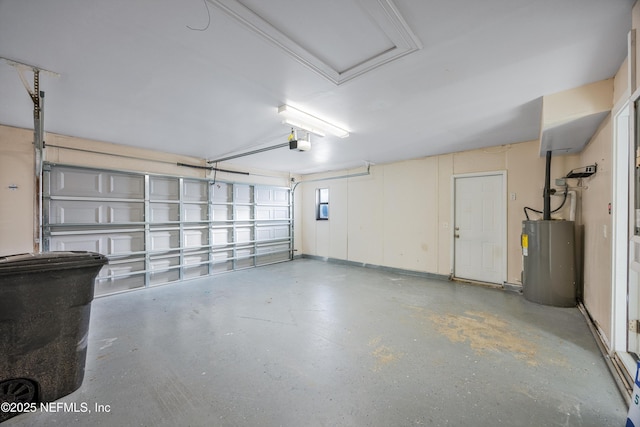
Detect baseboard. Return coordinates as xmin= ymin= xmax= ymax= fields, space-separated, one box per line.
xmin=299 ymin=254 xmax=450 ymax=281
xmin=577 ymin=302 xmax=632 ymax=403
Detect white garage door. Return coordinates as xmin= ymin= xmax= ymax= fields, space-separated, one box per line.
xmin=43 ymin=164 xmax=292 ymax=296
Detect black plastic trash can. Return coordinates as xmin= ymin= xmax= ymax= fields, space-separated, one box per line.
xmin=0 ymin=251 xmax=107 ymax=420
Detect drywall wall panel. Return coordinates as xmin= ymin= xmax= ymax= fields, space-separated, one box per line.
xmin=453 ymin=147 xmax=506 ymax=174
xmin=437 ymin=154 xmax=453 ymax=276
xmin=505 ymin=142 xmax=539 ymax=284
xmin=347 ymin=167 xmax=384 ymax=265
xmin=613 ymin=56 xmax=629 ymax=106
xmin=580 ymin=117 xmax=613 ymax=341
xmin=382 ymin=158 xmax=438 ymax=272
xmin=299 ymin=183 xmax=316 ymax=256
xmin=329 ymin=180 xmax=348 ymax=260
xmin=0 ymin=126 xmax=34 ymax=256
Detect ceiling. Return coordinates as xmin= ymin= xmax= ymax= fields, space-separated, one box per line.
xmin=0 ymin=0 xmax=634 ymax=175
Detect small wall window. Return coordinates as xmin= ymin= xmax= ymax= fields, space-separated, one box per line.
xmin=316 ymin=188 xmax=329 ymax=220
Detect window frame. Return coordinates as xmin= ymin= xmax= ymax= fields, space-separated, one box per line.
xmin=316 ymin=188 xmax=329 ymax=220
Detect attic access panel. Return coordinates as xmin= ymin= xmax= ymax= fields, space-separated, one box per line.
xmin=208 ymin=0 xmax=421 ymax=84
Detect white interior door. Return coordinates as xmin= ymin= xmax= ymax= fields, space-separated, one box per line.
xmin=454 ymin=173 xmax=506 ymax=284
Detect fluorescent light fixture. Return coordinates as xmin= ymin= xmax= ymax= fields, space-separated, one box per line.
xmin=281 ymin=118 xmax=325 ymax=137
xmin=278 ymin=104 xmax=349 ymax=138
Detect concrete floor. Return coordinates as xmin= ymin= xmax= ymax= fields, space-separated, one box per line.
xmin=5 ymin=259 xmax=628 ymax=426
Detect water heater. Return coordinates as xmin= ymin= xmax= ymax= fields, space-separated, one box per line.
xmin=521 ymin=220 xmax=576 ymax=307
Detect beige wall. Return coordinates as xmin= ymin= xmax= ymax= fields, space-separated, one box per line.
xmin=0 ymin=125 xmax=295 ymax=257
xmin=298 ymin=141 xmax=580 ymax=284
xmin=0 ymin=126 xmax=35 ymax=256
xmin=575 ymin=3 xmax=637 ymax=345
xmin=542 ymin=79 xmax=613 ymax=128
xmin=579 ymin=117 xmax=613 ymax=337
xmin=613 ymin=57 xmax=629 ymax=106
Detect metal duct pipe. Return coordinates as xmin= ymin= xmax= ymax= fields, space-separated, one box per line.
xmin=543 ymin=150 xmax=552 ymax=220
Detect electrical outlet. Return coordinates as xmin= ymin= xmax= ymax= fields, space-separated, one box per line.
xmin=510 ymin=192 xmax=516 ymax=201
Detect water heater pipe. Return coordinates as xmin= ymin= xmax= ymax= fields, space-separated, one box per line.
xmin=568 ymin=190 xmax=576 ymax=221
xmin=543 ymin=150 xmax=552 ymax=220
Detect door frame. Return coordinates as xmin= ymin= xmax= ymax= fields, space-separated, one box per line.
xmin=612 ymin=96 xmax=639 ymax=379
xmin=451 ymin=170 xmax=507 ymax=285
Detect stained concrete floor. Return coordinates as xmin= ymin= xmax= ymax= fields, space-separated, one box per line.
xmin=5 ymin=259 xmax=628 ymax=426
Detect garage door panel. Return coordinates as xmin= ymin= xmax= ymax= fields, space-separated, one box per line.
xmin=184 ymin=251 xmax=209 ymax=265
xmin=149 ymin=230 xmax=180 ymax=251
xmin=50 ymin=167 xmax=143 ymax=199
xmin=236 ymin=205 xmax=253 ymax=221
xmin=109 ymin=233 xmax=145 ymax=255
xmin=183 ymin=204 xmax=208 ymax=222
xmin=184 ymin=228 xmax=207 ymax=248
xmin=212 ymin=182 xmax=232 ymax=203
xmin=183 ymin=265 xmax=209 ymax=279
xmin=234 ymin=184 xmax=252 ymax=203
xmin=149 ymin=254 xmax=180 ymax=270
xmin=183 ymin=180 xmax=208 ymax=202
xmin=49 ymin=235 xmax=103 ymax=253
xmin=98 ymin=258 xmax=145 ymax=278
xmin=212 ymin=205 xmax=232 ymax=221
xmin=255 ymin=206 xmax=289 ymax=220
xmin=212 ymin=228 xmax=232 ymax=245
xmin=150 ymin=203 xmax=179 ymax=223
xmin=149 ymin=176 xmax=179 ymax=200
xmin=49 ymin=231 xmax=145 ymax=256
xmin=49 ymin=200 xmax=144 ymax=224
xmin=256 ymin=226 xmax=289 ymax=241
xmin=96 ymin=274 xmax=145 ymax=295
xmin=150 ymin=269 xmax=180 ymax=286
xmin=255 ymin=186 xmax=289 ymax=205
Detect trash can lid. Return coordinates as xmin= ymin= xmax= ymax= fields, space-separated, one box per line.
xmin=0 ymin=251 xmax=108 ymax=275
